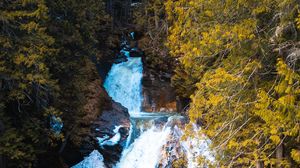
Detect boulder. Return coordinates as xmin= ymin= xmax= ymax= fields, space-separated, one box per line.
xmin=154 ymin=117 xmax=169 ymax=127
xmin=114 ymin=57 xmax=128 ymax=64
xmin=92 ymin=100 xmax=130 ymax=167
xmin=72 ymin=150 xmax=106 ymax=168
xmin=129 ymin=48 xmax=144 ymax=57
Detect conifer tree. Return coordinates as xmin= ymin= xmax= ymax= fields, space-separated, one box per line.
xmin=0 ymin=0 xmax=112 ymax=166
xmin=45 ymin=0 xmax=111 ymax=147
xmin=0 ymin=0 xmax=61 ymax=167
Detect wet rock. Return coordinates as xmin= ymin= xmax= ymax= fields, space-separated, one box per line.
xmin=159 ymin=126 xmax=185 ymax=168
xmin=61 ymin=79 xmax=110 ymax=167
xmin=72 ymin=150 xmax=106 ymax=168
xmin=142 ymin=67 xmax=180 ymax=113
xmin=92 ymin=100 xmax=130 ymax=167
xmin=165 ymin=116 xmax=188 ymax=129
xmin=154 ymin=117 xmax=169 ymax=127
xmin=60 ymin=78 xmax=130 ymax=168
xmin=129 ymin=49 xmax=144 ymax=57
xmin=114 ymin=57 xmax=128 ymax=64
xmin=159 ymin=124 xmax=214 ymax=168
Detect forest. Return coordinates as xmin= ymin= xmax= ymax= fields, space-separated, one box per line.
xmin=1 ymin=0 xmax=300 ymax=168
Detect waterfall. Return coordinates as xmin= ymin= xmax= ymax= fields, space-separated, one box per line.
xmin=103 ymin=53 xmax=175 ymax=167
xmin=116 ymin=126 xmax=171 ymax=168
xmin=104 ymin=57 xmax=143 ymax=114
xmin=73 ymin=37 xmax=214 ymax=168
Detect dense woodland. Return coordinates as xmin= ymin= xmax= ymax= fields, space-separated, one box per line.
xmin=0 ymin=0 xmax=116 ymax=167
xmin=1 ymin=0 xmax=300 ymax=167
xmin=139 ymin=0 xmax=300 ymax=167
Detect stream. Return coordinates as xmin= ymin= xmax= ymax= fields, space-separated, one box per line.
xmin=72 ymin=39 xmax=213 ymax=168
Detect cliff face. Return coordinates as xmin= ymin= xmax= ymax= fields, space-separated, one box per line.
xmin=92 ymin=101 xmax=130 ymax=167
xmin=61 ymin=78 xmax=130 ymax=167
xmin=105 ymin=0 xmax=132 ymax=25
xmin=142 ymin=67 xmax=179 ymax=113
xmin=82 ymin=79 xmax=131 ymax=167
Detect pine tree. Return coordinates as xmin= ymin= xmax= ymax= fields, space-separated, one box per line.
xmin=45 ymin=0 xmax=111 ymax=147
xmin=0 ymin=0 xmax=112 ymax=166
xmin=0 ymin=0 xmax=62 ymax=167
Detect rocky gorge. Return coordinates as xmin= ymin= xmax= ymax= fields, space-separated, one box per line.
xmin=69 ymin=31 xmax=213 ymax=168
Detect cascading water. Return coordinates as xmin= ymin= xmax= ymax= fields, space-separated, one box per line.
xmin=73 ymin=34 xmax=214 ymax=168
xmin=103 ymin=46 xmax=174 ymax=167
xmin=103 ymin=56 xmax=143 ymax=114
xmin=116 ymin=126 xmax=171 ymax=168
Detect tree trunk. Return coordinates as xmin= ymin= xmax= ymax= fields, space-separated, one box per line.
xmin=256 ymin=160 xmax=264 ymax=168
xmin=276 ymin=142 xmax=284 ymax=168
xmin=154 ymin=8 xmax=159 ymax=29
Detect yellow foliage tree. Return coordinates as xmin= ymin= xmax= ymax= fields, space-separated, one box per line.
xmin=165 ymin=0 xmax=300 ymax=167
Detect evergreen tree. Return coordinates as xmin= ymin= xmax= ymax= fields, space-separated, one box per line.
xmin=0 ymin=0 xmax=112 ymax=166
xmin=45 ymin=0 xmax=111 ymax=148
xmin=0 ymin=0 xmax=61 ymax=167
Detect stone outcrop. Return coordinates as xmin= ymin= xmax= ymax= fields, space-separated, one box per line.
xmin=62 ymin=79 xmax=130 ymax=168
xmin=83 ymin=79 xmax=130 ymax=167
xmin=61 ymin=79 xmax=108 ymax=167
xmin=92 ymin=100 xmax=130 ymax=167
xmin=158 ymin=116 xmax=188 ymax=168
xmin=142 ymin=67 xmax=179 ymax=113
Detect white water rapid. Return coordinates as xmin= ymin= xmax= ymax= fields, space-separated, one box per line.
xmin=103 ymin=53 xmax=174 ymax=168
xmin=103 ymin=57 xmax=143 ymax=114
xmin=116 ymin=126 xmax=171 ymax=168
xmin=73 ymin=40 xmax=214 ymax=168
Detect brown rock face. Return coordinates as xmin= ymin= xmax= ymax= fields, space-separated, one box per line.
xmin=62 ymin=79 xmax=130 ymax=168
xmin=142 ymin=67 xmax=179 ymax=113
xmin=61 ymin=79 xmax=108 ymax=167
xmin=82 ymin=79 xmax=109 ymax=125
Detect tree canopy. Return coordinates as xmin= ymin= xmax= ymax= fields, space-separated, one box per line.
xmin=164 ymin=0 xmax=300 ymax=167
xmin=0 ymin=0 xmax=112 ymax=167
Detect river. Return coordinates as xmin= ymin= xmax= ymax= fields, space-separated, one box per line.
xmin=72 ymin=44 xmax=213 ymax=168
